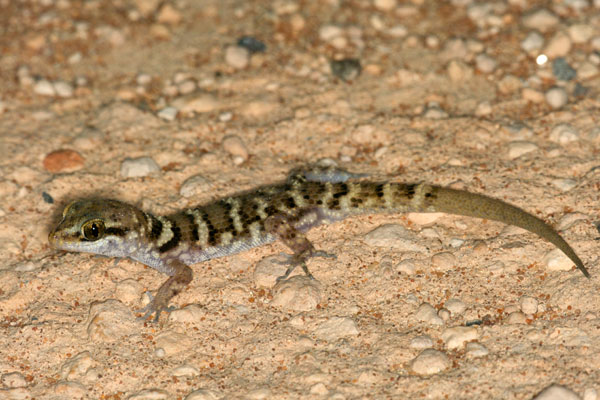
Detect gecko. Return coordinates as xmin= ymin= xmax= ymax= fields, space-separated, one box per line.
xmin=48 ymin=167 xmax=590 ymax=321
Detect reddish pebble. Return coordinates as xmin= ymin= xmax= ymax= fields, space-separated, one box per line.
xmin=43 ymin=149 xmax=85 ymax=173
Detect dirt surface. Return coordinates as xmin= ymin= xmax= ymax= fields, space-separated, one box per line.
xmin=1 ymin=0 xmax=600 ymax=399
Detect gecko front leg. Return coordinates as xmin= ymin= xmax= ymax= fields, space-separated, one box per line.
xmin=264 ymin=214 xmax=335 ymax=281
xmin=138 ymin=259 xmax=193 ymax=322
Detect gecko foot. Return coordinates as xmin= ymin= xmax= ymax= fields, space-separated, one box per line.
xmin=275 ymin=250 xmax=337 ymax=282
xmin=136 ymin=291 xmax=176 ymax=322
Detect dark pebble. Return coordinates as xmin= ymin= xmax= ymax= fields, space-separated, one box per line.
xmin=237 ymin=36 xmax=266 ymax=53
xmin=552 ymin=58 xmax=576 ymax=81
xmin=330 ymin=58 xmax=362 ymax=82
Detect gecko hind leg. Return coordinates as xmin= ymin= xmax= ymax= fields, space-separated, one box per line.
xmin=287 ymin=166 xmax=368 ymax=184
xmin=265 ymin=214 xmax=336 ymax=281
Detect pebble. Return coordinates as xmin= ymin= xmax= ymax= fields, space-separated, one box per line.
xmin=544 ymin=32 xmax=572 ymax=58
xmin=445 ymin=298 xmax=466 ymax=315
xmin=533 ymin=384 xmax=580 ymax=400
xmin=127 ymin=389 xmax=169 ymax=400
xmin=521 ymin=32 xmax=544 ymax=52
xmin=237 ymin=36 xmax=266 ymax=53
xmin=415 ymin=303 xmax=444 ymax=326
xmin=86 ymin=300 xmax=136 ymax=342
xmin=1 ymin=372 xmax=27 ymax=388
xmin=522 ymin=88 xmax=546 ymax=103
xmin=475 ymin=101 xmax=492 ymax=116
xmin=438 ymin=308 xmax=451 ymax=321
xmin=543 ymin=249 xmax=575 ymax=272
xmin=240 ymin=100 xmax=278 ymax=119
xmin=551 ymin=178 xmax=577 ymax=192
xmin=185 ymin=389 xmax=221 ymax=400
xmin=313 ymin=316 xmax=359 ymax=341
xmin=120 ymin=156 xmax=161 ymax=178
xmin=447 ymin=59 xmax=473 ymax=82
xmin=505 ymin=311 xmax=528 ymax=324
xmin=465 ymin=342 xmax=489 ymax=358
xmin=33 ymin=79 xmax=56 ymax=96
xmin=173 ymin=94 xmax=222 ymax=114
xmin=422 ymin=103 xmax=448 ymax=119
xmin=155 ymin=331 xmax=192 ymax=355
xmin=53 ymin=81 xmax=74 ymax=97
xmin=577 ymin=62 xmax=598 ymax=79
xmin=552 ymin=58 xmax=576 ymax=81
xmin=410 ymin=349 xmax=451 ymax=375
xmin=271 ymin=275 xmax=322 ymax=312
xmin=364 ymin=224 xmax=426 ymax=252
xmin=157 ymin=3 xmax=182 ymax=25
xmin=179 ymin=174 xmax=210 ymax=198
xmin=225 ymin=45 xmax=250 ymax=69
xmin=54 ymin=381 xmax=87 ymax=398
xmin=522 ymin=9 xmax=559 ymax=32
xmin=550 ymin=123 xmax=579 ymax=144
xmin=374 ymin=0 xmax=396 ymax=11
xmin=584 ymin=388 xmax=598 ymax=400
xmin=253 ymin=255 xmax=290 ymax=287
xmin=178 ymin=80 xmax=197 ymax=94
xmin=431 ymin=252 xmax=457 ymax=272
xmin=396 ymin=259 xmax=417 ymax=274
xmin=407 ymin=212 xmax=443 ymax=226
xmin=410 ymin=335 xmax=433 ymax=349
xmin=43 ymin=149 xmax=85 ymax=173
xmin=507 ymin=141 xmax=538 ymax=159
xmin=319 ymin=24 xmax=343 ymax=42
xmin=222 ymin=135 xmax=249 ymax=160
xmin=568 ymin=24 xmax=594 ymax=43
xmin=441 ymin=326 xmax=478 ymax=349
xmin=519 ymin=295 xmax=539 ymax=314
xmin=60 ymin=351 xmax=95 ymax=381
xmin=475 ymin=54 xmax=497 ymax=73
xmin=172 ymin=365 xmax=200 ymax=377
xmin=157 ymin=106 xmax=178 ymax=121
xmin=545 ymin=87 xmax=568 ymax=109
xmin=330 ymin=58 xmax=362 ymax=81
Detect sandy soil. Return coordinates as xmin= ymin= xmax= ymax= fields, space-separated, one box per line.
xmin=1 ymin=0 xmax=600 ymax=399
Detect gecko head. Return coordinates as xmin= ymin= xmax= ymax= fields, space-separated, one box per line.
xmin=49 ymin=199 xmax=143 ymax=257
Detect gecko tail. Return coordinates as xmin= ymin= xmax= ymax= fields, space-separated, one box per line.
xmin=419 ymin=185 xmax=590 ymax=278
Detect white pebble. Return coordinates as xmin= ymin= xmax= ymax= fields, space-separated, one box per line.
xmin=415 ymin=303 xmax=444 ymax=326
xmin=522 ymin=9 xmax=559 ymax=32
xmin=422 ymin=103 xmax=448 ymax=119
xmin=53 ymin=81 xmax=74 ymax=97
xmin=568 ymin=24 xmax=594 ymax=43
xmin=507 ymin=141 xmax=538 ymax=159
xmin=410 ymin=349 xmax=450 ymax=375
xmin=222 ymin=135 xmax=249 ymax=160
xmin=438 ymin=308 xmax=451 ymax=321
xmin=533 ymin=384 xmax=580 ymax=400
xmin=173 ymin=94 xmax=222 ymax=114
xmin=374 ymin=0 xmax=396 ymax=11
xmin=584 ymin=388 xmax=598 ymax=400
xmin=388 ymin=25 xmax=408 ymax=38
xmin=410 ymin=335 xmax=433 ymax=349
xmin=447 ymin=59 xmax=473 ymax=82
xmin=407 ymin=212 xmax=444 ymax=226
xmin=136 ymin=73 xmax=152 ymax=85
xmin=545 ymin=87 xmax=568 ymax=109
xmin=543 ymin=249 xmax=575 ymax=272
xmin=475 ymin=54 xmax=497 ymax=73
xmin=577 ymin=62 xmax=598 ymax=79
xmin=521 ymin=32 xmax=544 ymax=52
xmin=465 ymin=342 xmax=489 ymax=358
xmin=179 ymin=174 xmax=210 ymax=198
xmin=33 ymin=79 xmax=56 ymax=96
xmin=225 ymin=45 xmax=250 ymax=69
xmin=313 ymin=316 xmax=359 ymax=341
xmin=445 ymin=298 xmax=466 ymax=315
xmin=178 ymin=80 xmax=197 ymax=94
xmin=522 ymin=88 xmax=546 ymax=103
xmin=185 ymin=389 xmax=221 ymax=400
xmin=475 ymin=101 xmax=492 ymax=116
xmin=441 ymin=326 xmax=478 ymax=349
xmin=1 ymin=372 xmax=27 ymax=388
xmin=364 ymin=224 xmax=426 ymax=252
xmin=319 ymin=25 xmax=343 ymax=42
xmin=506 ymin=311 xmax=528 ymax=324
xmin=120 ymin=156 xmax=160 ymax=178
xmin=157 ymin=106 xmax=178 ymax=121
xmin=396 ymin=259 xmax=417 ymax=275
xmin=430 ymin=252 xmax=456 ymax=272
xmin=272 ymin=276 xmax=322 ymax=312
xmin=549 ymin=123 xmax=579 ymax=144
xmin=551 ymin=178 xmax=577 ymax=192
xmin=544 ymin=31 xmax=572 ymax=58
xmin=519 ymin=295 xmax=539 ymax=315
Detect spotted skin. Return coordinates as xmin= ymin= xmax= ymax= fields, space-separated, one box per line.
xmin=48 ymin=168 xmax=590 ymax=321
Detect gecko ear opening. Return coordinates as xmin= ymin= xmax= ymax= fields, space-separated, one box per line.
xmin=81 ymin=219 xmax=105 ymax=241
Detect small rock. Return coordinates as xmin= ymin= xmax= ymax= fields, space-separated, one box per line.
xmin=184 ymin=389 xmax=222 ymax=400
xmin=465 ymin=342 xmax=489 ymax=358
xmin=319 ymin=25 xmax=343 ymax=41
xmin=237 ymin=36 xmax=266 ymax=53
xmin=544 ymin=31 xmax=572 ymax=58
xmin=552 ymin=58 xmax=576 ymax=81
xmin=410 ymin=335 xmax=433 ymax=349
xmin=374 ymin=0 xmax=396 ymax=11
xmin=415 ymin=303 xmax=444 ymax=326
xmin=60 ymin=351 xmax=95 ymax=381
xmin=157 ymin=106 xmax=178 ymax=121
xmin=447 ymin=59 xmax=473 ymax=82
xmin=507 ymin=141 xmax=538 ymax=159
xmin=422 ymin=103 xmax=448 ymax=119
xmin=313 ymin=316 xmax=359 ymax=341
xmin=173 ymin=94 xmax=222 ymax=114
xmin=533 ymin=384 xmax=580 ymax=400
xmin=396 ymin=259 xmax=417 ymax=274
xmin=240 ymin=100 xmax=278 ymax=119
xmin=172 ymin=365 xmax=200 ymax=377
xmin=86 ymin=300 xmax=136 ymax=342
xmin=330 ymin=58 xmax=362 ymax=81
xmin=33 ymin=79 xmax=56 ymax=96
xmin=545 ymin=87 xmax=568 ymax=109
xmin=438 ymin=308 xmax=451 ymax=321
xmin=364 ymin=224 xmax=426 ymax=252
xmin=543 ymin=249 xmax=575 ymax=272
xmin=441 ymin=326 xmax=478 ymax=349
xmin=505 ymin=311 xmax=528 ymax=324
xmin=272 ymin=275 xmax=322 ymax=312
xmin=407 ymin=212 xmax=444 ymax=226
xmin=179 ymin=174 xmax=210 ymax=198
xmin=519 ymin=295 xmax=539 ymax=314
xmin=410 ymin=349 xmax=451 ymax=375
xmin=178 ymin=80 xmax=197 ymax=94
xmin=475 ymin=101 xmax=492 ymax=116
xmin=550 ymin=123 xmax=579 ymax=144
xmin=522 ymin=9 xmax=559 ymax=32
xmin=522 ymin=88 xmax=545 ymax=103
xmin=475 ymin=54 xmax=497 ymax=73
xmin=157 ymin=4 xmax=182 ymax=25
xmin=551 ymin=178 xmax=577 ymax=192
xmin=120 ymin=156 xmax=160 ymax=178
xmin=521 ymin=32 xmax=544 ymax=52
xmin=568 ymin=24 xmax=594 ymax=44
xmin=445 ymin=298 xmax=466 ymax=315
xmin=431 ymin=252 xmax=456 ymax=272
xmin=127 ymin=389 xmax=169 ymax=400
xmin=1 ymin=372 xmax=27 ymax=388
xmin=53 ymin=81 xmax=74 ymax=97
xmin=225 ymin=45 xmax=250 ymax=69
xmin=43 ymin=149 xmax=85 ymax=173
xmin=222 ymin=135 xmax=249 ymax=160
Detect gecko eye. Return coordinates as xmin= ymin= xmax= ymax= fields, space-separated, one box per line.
xmin=82 ymin=219 xmax=105 ymax=241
